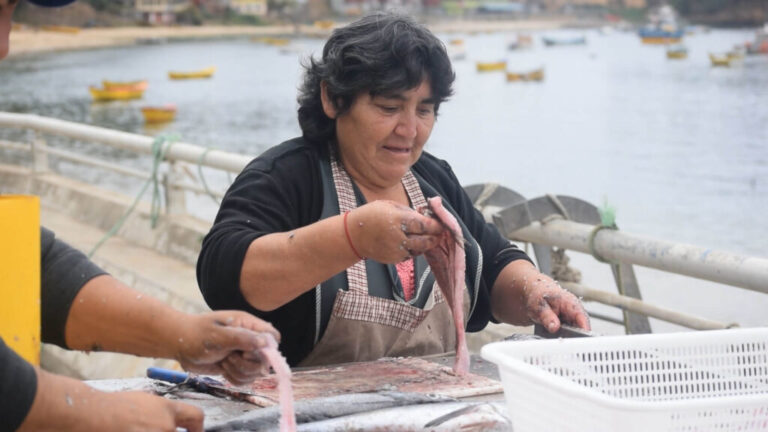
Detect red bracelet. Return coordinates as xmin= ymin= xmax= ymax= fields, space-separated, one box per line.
xmin=343 ymin=210 xmax=365 ymax=261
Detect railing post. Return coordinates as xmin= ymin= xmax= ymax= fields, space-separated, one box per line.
xmin=30 ymin=131 xmax=49 ymax=173
xmin=163 ymin=161 xmax=187 ymax=215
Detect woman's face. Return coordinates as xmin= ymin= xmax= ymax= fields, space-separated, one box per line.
xmin=325 ymin=79 xmax=437 ymax=190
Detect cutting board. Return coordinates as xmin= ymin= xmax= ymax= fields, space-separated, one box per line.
xmin=242 ymin=357 xmax=503 ymax=407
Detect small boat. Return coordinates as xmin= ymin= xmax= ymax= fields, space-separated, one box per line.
xmin=251 ymin=37 xmax=291 ymax=47
xmin=666 ymin=45 xmax=688 ymax=59
xmin=89 ymin=86 xmax=144 ymax=101
xmin=726 ymin=47 xmax=745 ymax=61
xmin=638 ymin=27 xmax=684 ymax=44
xmin=313 ymin=20 xmax=334 ymax=30
xmin=141 ymin=105 xmax=177 ymax=124
xmin=542 ymin=36 xmax=586 ymax=47
xmin=745 ymin=23 xmax=768 ymax=54
xmin=449 ymin=38 xmax=464 ymax=46
xmin=447 ymin=44 xmax=466 ymax=61
xmin=40 ymin=25 xmax=80 ymax=34
xmin=506 ymin=68 xmax=544 ymax=82
xmin=168 ymin=66 xmax=216 ymax=80
xmin=709 ymin=53 xmax=732 ymax=67
xmin=507 ymin=34 xmax=533 ymax=51
xmin=476 ymin=61 xmax=507 ymax=72
xmin=102 ymin=80 xmax=148 ymax=91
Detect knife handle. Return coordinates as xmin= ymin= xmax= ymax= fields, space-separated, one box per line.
xmin=147 ymin=367 xmax=189 ymax=384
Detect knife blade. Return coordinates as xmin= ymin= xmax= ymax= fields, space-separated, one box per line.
xmin=533 ymin=323 xmax=594 ymax=339
xmin=146 ymin=367 xmax=271 ymax=405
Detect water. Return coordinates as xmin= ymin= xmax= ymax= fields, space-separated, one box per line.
xmin=1 ymin=27 xmax=766 ymax=330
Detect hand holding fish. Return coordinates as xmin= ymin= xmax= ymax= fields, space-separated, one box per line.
xmin=174 ymin=310 xmax=281 ymax=386
xmin=345 ymin=200 xmax=445 ymax=263
xmin=491 ymin=260 xmax=591 ymax=333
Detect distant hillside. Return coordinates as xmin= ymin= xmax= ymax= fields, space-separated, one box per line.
xmin=671 ymin=0 xmax=766 ymax=26
xmin=12 ymin=2 xmax=136 ymax=27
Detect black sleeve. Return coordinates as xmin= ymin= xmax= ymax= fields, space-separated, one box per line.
xmin=196 ymin=139 xmax=324 ymax=366
xmin=414 ymin=154 xmax=533 ymax=329
xmin=0 ymin=338 xmax=37 ymax=432
xmin=40 ymin=227 xmax=107 ymax=348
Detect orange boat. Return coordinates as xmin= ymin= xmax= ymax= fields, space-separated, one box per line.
xmin=103 ymin=80 xmax=148 ymax=91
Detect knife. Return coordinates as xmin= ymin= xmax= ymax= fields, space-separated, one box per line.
xmin=533 ymin=323 xmax=593 ymax=339
xmin=146 ymin=367 xmax=271 ymax=405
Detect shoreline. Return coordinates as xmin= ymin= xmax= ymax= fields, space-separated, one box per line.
xmin=7 ymin=18 xmax=578 ymax=59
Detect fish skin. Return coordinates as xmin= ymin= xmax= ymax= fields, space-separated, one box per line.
xmin=205 ymin=392 xmax=455 ymax=432
xmin=296 ymin=401 xmax=512 ymax=432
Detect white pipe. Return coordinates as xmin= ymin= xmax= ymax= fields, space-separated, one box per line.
xmin=0 ymin=112 xmax=252 ymax=173
xmin=512 ymin=219 xmax=768 ymax=295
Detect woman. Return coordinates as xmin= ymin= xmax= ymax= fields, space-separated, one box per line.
xmin=198 ymin=12 xmax=590 ymax=367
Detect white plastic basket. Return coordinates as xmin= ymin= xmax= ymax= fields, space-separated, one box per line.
xmin=481 ymin=328 xmax=768 ymax=432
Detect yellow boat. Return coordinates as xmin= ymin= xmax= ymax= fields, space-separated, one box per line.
xmin=314 ymin=20 xmax=334 ymax=30
xmin=141 ymin=105 xmax=177 ymax=124
xmin=103 ymin=80 xmax=148 ymax=91
xmin=449 ymin=38 xmax=464 ymax=46
xmin=251 ymin=37 xmax=291 ymax=47
xmin=89 ymin=86 xmax=144 ymax=101
xmin=168 ymin=66 xmax=216 ymax=80
xmin=476 ymin=61 xmax=507 ymax=72
xmin=666 ymin=45 xmax=688 ymax=59
xmin=40 ymin=25 xmax=80 ymax=34
xmin=709 ymin=53 xmax=732 ymax=67
xmin=506 ymin=68 xmax=544 ymax=82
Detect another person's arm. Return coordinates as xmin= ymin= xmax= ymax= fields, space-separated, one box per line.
xmin=1 ymin=338 xmax=202 ymax=432
xmin=42 ymin=227 xmax=280 ymax=384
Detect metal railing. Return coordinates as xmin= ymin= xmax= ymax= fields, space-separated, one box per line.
xmin=2 ymin=112 xmax=766 ymax=334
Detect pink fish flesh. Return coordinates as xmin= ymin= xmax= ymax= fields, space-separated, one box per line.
xmin=259 ymin=333 xmax=297 ymax=432
xmin=424 ymin=196 xmax=470 ymax=376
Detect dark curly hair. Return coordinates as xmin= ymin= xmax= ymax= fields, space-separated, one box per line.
xmin=297 ymin=12 xmax=455 ymax=144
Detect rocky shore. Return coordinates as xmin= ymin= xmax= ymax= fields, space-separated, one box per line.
xmin=7 ymin=17 xmax=574 ymax=59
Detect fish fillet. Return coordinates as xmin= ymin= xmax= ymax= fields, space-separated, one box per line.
xmin=424 ymin=196 xmax=470 ymax=376
xmin=258 ymin=334 xmax=297 ymax=432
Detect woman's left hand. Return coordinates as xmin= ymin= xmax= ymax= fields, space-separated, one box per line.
xmin=491 ymin=260 xmax=591 ymax=332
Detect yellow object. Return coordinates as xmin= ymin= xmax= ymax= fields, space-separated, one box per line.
xmin=168 ymin=66 xmax=216 ymax=80
xmin=103 ymin=79 xmax=148 ymax=91
xmin=141 ymin=105 xmax=177 ymax=124
xmin=314 ymin=20 xmax=334 ymax=29
xmin=641 ymin=36 xmax=682 ymax=45
xmin=476 ymin=61 xmax=507 ymax=72
xmin=709 ymin=53 xmax=732 ymax=67
xmin=89 ymin=86 xmax=145 ymax=101
xmin=666 ymin=50 xmax=687 ymax=59
xmin=506 ymin=68 xmax=544 ymax=82
xmin=0 ymin=196 xmax=40 ymax=365
xmin=40 ymin=25 xmax=80 ymax=34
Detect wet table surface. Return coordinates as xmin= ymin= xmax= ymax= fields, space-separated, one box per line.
xmin=87 ymin=354 xmax=505 ymax=427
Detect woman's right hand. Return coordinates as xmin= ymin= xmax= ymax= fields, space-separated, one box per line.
xmin=345 ymin=200 xmax=445 ymax=263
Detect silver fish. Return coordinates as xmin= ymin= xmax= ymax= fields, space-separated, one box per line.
xmin=206 ymin=391 xmax=455 ymax=432
xmin=297 ymin=401 xmax=512 ymax=432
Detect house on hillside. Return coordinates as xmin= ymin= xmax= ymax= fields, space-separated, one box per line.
xmin=229 ymin=0 xmax=268 ymax=17
xmin=134 ymin=0 xmax=191 ymax=24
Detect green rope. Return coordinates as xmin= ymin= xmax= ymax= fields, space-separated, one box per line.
xmin=88 ymin=134 xmax=179 ymax=258
xmin=197 ymin=147 xmax=222 ymax=206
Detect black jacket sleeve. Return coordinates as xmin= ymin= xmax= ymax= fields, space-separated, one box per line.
xmin=0 ymin=338 xmax=37 ymax=432
xmin=40 ymin=227 xmax=107 ymax=348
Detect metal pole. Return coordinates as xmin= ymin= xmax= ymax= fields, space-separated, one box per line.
xmin=510 ymin=219 xmax=768 ymax=295
xmin=0 ymin=112 xmax=252 ymax=173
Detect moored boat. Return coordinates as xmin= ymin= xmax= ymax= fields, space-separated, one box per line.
xmin=476 ymin=61 xmax=507 ymax=72
xmin=505 ymin=67 xmax=544 ymax=82
xmin=140 ymin=105 xmax=177 ymax=124
xmin=709 ymin=53 xmax=732 ymax=67
xmin=666 ymin=45 xmax=688 ymax=59
xmin=88 ymin=86 xmax=144 ymax=101
xmin=102 ymin=79 xmax=148 ymax=91
xmin=542 ymin=36 xmax=586 ymax=47
xmin=639 ymin=28 xmax=684 ymax=44
xmin=168 ymin=66 xmax=216 ymax=80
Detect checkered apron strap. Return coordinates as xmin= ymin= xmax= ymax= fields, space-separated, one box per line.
xmin=330 ymin=152 xmax=368 ymax=293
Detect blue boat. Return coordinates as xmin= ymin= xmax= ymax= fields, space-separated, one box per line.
xmin=638 ymin=27 xmax=684 ymax=44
